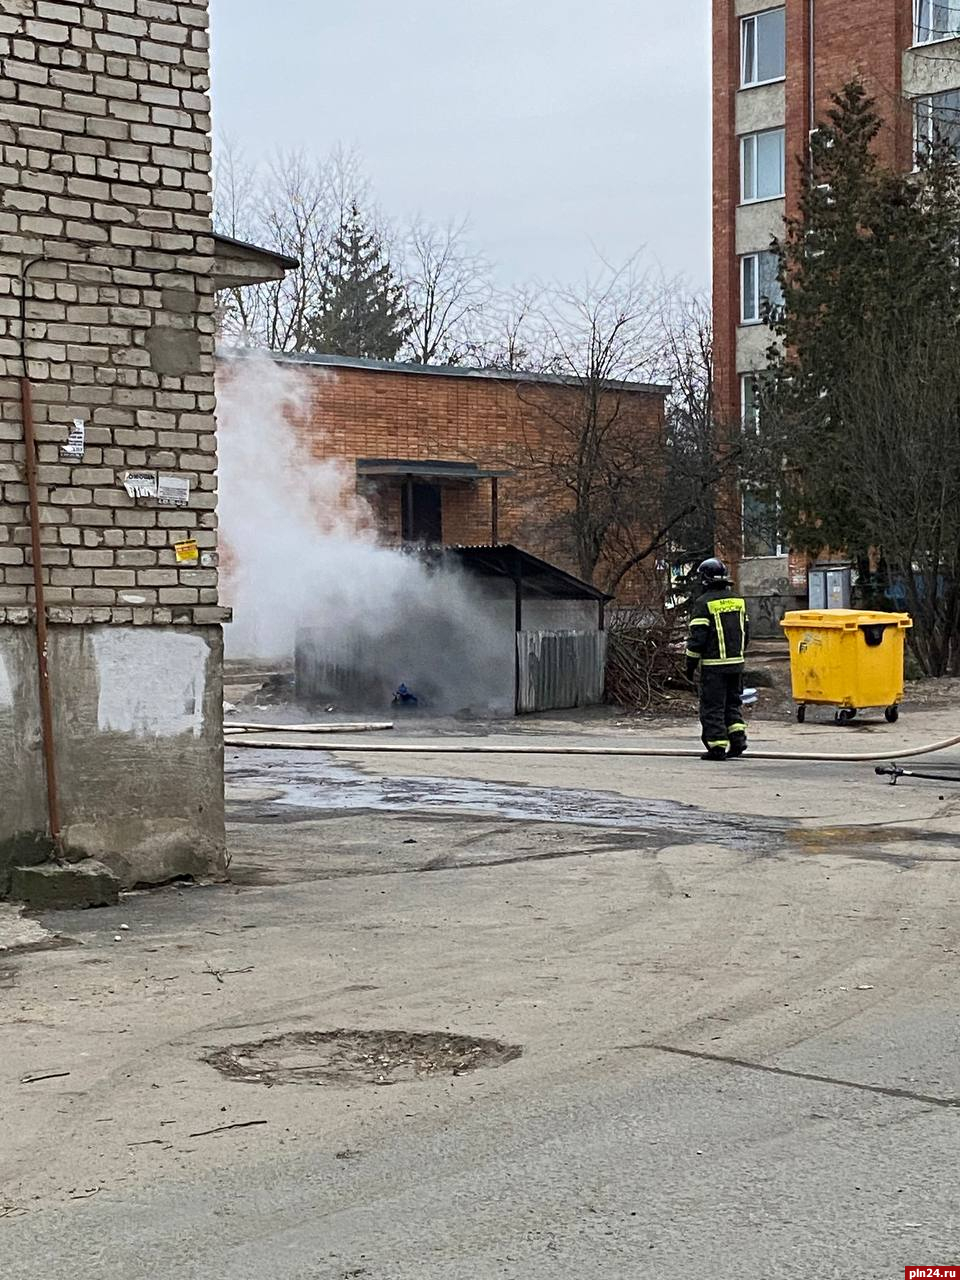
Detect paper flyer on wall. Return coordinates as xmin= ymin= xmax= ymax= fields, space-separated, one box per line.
xmin=157 ymin=475 xmax=191 ymax=507
xmin=174 ymin=538 xmax=199 ymax=564
xmin=61 ymin=418 xmax=85 ymax=459
xmin=123 ymin=471 xmax=158 ymax=499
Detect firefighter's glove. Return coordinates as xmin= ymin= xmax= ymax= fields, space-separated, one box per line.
xmin=685 ymin=656 xmax=699 ymax=682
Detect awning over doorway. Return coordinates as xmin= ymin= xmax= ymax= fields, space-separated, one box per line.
xmin=356 ymin=458 xmax=512 ymax=482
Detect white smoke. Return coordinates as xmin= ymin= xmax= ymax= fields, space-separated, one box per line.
xmin=216 ymin=354 xmax=513 ymax=713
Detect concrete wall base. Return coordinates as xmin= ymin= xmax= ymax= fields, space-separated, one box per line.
xmin=10 ymin=860 xmax=120 ymax=911
xmin=63 ymin=819 xmax=224 ymax=890
xmin=0 ymin=623 xmax=227 ymax=899
xmin=0 ymin=831 xmax=54 ymax=898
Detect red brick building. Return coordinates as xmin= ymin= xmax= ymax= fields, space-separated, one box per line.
xmin=713 ymin=0 xmax=959 ymax=627
xmin=252 ymin=352 xmax=668 ymax=600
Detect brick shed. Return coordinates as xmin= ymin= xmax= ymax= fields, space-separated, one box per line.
xmin=233 ymin=351 xmax=669 ymax=603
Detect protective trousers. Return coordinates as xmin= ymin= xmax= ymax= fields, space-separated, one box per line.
xmin=699 ymin=667 xmax=747 ymax=755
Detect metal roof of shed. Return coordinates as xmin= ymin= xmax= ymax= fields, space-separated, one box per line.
xmin=445 ymin=544 xmax=612 ymax=602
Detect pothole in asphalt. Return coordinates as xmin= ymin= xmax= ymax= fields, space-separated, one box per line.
xmin=204 ymin=1029 xmax=523 ymax=1087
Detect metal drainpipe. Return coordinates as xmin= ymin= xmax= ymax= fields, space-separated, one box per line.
xmin=809 ymin=0 xmax=816 ymax=138
xmin=19 ymin=258 xmax=64 ymax=862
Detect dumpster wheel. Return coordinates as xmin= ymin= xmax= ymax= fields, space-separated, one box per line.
xmin=885 ymin=705 xmax=900 ymax=723
xmin=796 ymin=704 xmax=806 ymax=724
xmin=835 ymin=707 xmax=857 ymax=725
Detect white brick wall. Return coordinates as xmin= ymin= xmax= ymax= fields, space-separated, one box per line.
xmin=0 ymin=0 xmax=222 ymax=622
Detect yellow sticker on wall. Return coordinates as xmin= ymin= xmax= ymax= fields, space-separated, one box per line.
xmin=174 ymin=539 xmax=199 ymax=565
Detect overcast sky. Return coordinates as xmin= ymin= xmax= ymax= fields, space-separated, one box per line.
xmin=209 ymin=1 xmax=711 ymax=292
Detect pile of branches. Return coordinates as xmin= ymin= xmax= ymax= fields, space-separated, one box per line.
xmin=605 ymin=608 xmax=691 ymax=712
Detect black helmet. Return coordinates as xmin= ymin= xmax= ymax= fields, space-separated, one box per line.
xmin=698 ymin=557 xmax=729 ymax=586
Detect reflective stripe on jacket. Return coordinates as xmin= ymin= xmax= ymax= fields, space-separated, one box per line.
xmin=685 ymin=586 xmax=749 ymax=668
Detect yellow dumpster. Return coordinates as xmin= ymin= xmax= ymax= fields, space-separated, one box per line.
xmin=780 ymin=609 xmax=912 ymax=724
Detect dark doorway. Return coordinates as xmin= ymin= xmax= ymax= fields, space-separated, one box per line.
xmin=402 ymin=480 xmax=443 ymax=543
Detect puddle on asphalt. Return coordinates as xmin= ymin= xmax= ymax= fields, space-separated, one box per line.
xmin=226 ymin=749 xmax=960 ymax=866
xmin=226 ymin=749 xmax=784 ymax=851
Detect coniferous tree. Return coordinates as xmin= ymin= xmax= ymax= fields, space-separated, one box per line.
xmin=308 ymin=204 xmax=410 ymax=359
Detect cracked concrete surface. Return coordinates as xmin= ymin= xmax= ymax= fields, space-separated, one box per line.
xmin=0 ymin=904 xmax=55 ymax=954
xmin=2 ymin=709 xmax=960 ymax=1278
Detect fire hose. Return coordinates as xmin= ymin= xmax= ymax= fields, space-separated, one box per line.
xmin=227 ymin=729 xmax=960 ymax=765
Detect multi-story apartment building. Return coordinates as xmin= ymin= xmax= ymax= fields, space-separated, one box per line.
xmin=713 ymin=0 xmax=960 ymax=629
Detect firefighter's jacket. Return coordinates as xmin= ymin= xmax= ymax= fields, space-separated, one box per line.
xmin=685 ymin=584 xmax=749 ymax=669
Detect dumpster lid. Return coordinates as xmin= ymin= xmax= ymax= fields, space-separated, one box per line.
xmin=781 ymin=609 xmax=912 ymax=631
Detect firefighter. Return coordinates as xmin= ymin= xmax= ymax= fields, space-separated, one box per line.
xmin=685 ymin=558 xmax=750 ymax=761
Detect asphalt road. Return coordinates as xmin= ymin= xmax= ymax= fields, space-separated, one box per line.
xmin=3 ymin=710 xmax=960 ymax=1279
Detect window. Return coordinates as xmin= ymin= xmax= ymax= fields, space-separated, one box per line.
xmin=741 ymin=372 xmax=762 ymax=432
xmin=915 ymin=0 xmax=960 ymax=44
xmin=741 ymin=129 xmax=785 ymax=202
xmin=740 ymin=374 xmax=782 ymax=557
xmin=741 ymin=252 xmax=784 ymax=324
xmin=741 ymin=8 xmax=786 ymax=86
xmin=915 ymin=89 xmax=960 ymax=160
xmin=741 ymin=371 xmax=774 ymax=431
xmin=742 ymin=488 xmax=783 ymax=558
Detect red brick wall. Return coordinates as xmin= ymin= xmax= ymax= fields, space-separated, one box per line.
xmin=786 ymin=0 xmax=912 ymax=223
xmin=267 ymin=360 xmax=666 ymax=601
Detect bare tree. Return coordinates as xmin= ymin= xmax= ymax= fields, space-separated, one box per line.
xmin=461 ymin=283 xmax=548 ymax=371
xmin=214 ymin=150 xmax=522 ymax=370
xmin=655 ymin=292 xmax=743 ymax=582
xmin=213 ymin=137 xmax=265 ymax=340
xmin=506 ymin=258 xmax=666 ymax=586
xmin=398 ymin=216 xmax=492 ymax=364
xmin=508 ymin=263 xmax=739 ymax=595
xmin=213 ymin=141 xmax=377 ymax=353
